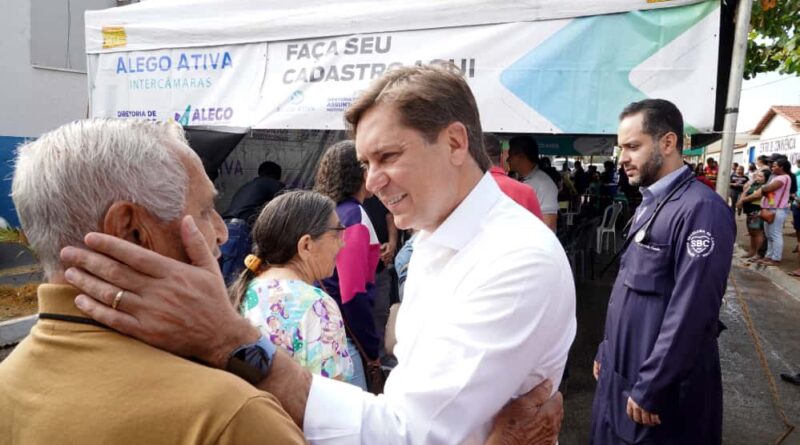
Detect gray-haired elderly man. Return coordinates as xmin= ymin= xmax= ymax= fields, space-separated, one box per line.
xmin=3 ymin=118 xmax=562 ymax=445
xmin=0 ymin=119 xmax=306 ymax=444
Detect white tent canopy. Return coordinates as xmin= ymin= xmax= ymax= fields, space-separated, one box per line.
xmin=85 ymin=0 xmax=721 ymax=137
xmin=85 ymin=0 xmax=707 ymax=53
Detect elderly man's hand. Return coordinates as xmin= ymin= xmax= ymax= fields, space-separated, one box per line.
xmin=60 ymin=215 xmax=258 ymax=368
xmin=485 ymin=380 xmax=563 ymax=445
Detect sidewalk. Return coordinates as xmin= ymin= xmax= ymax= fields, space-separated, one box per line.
xmin=735 ymin=211 xmax=800 ymax=300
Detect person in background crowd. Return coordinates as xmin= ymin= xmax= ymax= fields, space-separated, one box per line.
xmin=393 ymin=230 xmax=417 ymax=300
xmin=508 ymin=135 xmax=559 ymax=231
xmin=756 ymin=155 xmax=771 ymax=176
xmin=230 ymin=191 xmax=355 ymax=383
xmin=362 ymin=194 xmax=399 ymax=358
xmin=747 ymin=163 xmax=758 ymax=181
xmin=738 ymin=169 xmax=769 ymax=261
xmin=600 ymin=161 xmax=616 ymax=186
xmin=483 ymin=133 xmax=543 ymax=220
xmin=730 ymin=165 xmax=749 ymax=215
xmin=220 ymin=161 xmax=285 ymax=285
xmin=2 ymin=119 xmax=306 ymax=444
xmin=540 ymin=157 xmax=564 ymax=193
xmin=313 ymin=140 xmax=380 ymax=391
xmin=746 ymin=157 xmax=792 ymax=266
xmin=560 ymin=162 xmax=579 ymax=205
xmin=573 ymin=160 xmax=590 ymax=195
xmin=694 ymin=164 xmax=715 ymax=189
xmin=792 ymin=159 xmax=800 ymax=258
xmin=732 ymin=162 xmax=739 ymax=172
xmin=704 ymin=157 xmax=719 ymax=186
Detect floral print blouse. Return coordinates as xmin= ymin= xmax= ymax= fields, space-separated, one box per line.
xmin=242 ymin=278 xmax=354 ymax=382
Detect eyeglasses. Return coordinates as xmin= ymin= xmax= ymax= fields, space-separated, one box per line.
xmin=326 ymin=226 xmax=346 ymax=238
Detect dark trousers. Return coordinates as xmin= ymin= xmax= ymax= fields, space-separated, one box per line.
xmin=219 ymin=219 xmax=252 ymax=286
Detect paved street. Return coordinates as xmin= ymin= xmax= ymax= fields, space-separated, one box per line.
xmin=560 ymin=249 xmax=800 ymax=445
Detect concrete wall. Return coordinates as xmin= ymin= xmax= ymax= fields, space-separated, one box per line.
xmin=0 ymin=0 xmax=90 ymax=226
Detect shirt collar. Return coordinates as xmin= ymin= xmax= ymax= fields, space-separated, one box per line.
xmin=489 ymin=166 xmax=505 ymax=176
xmin=522 ymin=166 xmax=539 ymax=182
xmin=37 ymin=283 xmax=85 ymax=317
xmin=423 ymin=172 xmax=502 ymax=251
xmin=640 ymin=165 xmax=691 ymax=203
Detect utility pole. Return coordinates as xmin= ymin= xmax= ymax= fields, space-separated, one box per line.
xmin=716 ymin=0 xmax=754 ymax=200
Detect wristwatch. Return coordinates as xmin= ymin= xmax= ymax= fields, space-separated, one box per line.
xmin=225 ymin=334 xmax=276 ymax=385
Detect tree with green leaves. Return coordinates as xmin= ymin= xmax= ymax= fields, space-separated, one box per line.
xmin=745 ymin=0 xmax=800 ymax=79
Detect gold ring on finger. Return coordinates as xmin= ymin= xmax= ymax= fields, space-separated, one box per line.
xmin=112 ymin=290 xmax=125 ymax=310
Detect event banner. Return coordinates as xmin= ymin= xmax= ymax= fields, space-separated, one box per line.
xmin=256 ymin=1 xmax=719 ymax=134
xmin=89 ymin=1 xmax=719 ymax=136
xmin=88 ymin=43 xmax=267 ymax=128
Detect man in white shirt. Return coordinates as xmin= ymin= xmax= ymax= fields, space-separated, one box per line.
xmin=507 ymin=136 xmax=560 ymax=231
xmin=60 ymin=65 xmax=576 ymax=445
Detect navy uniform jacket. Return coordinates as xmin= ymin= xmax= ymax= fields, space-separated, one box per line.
xmin=590 ymin=166 xmax=735 ymax=445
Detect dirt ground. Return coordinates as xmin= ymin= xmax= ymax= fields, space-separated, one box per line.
xmin=0 ymin=282 xmax=38 ymax=322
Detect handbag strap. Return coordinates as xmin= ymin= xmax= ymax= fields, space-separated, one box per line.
xmin=340 ymin=313 xmax=380 ymax=366
xmin=317 ymin=281 xmax=379 ymax=365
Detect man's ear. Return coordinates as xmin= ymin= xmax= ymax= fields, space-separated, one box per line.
xmin=102 ymin=201 xmax=156 ymax=248
xmin=660 ymin=132 xmax=679 ymax=156
xmin=443 ymin=121 xmax=470 ymax=166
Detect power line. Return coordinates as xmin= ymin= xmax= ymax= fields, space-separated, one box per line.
xmin=742 ymin=76 xmax=798 ymax=91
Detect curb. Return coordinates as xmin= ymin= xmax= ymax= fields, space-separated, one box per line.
xmin=0 ymin=315 xmax=37 ymax=347
xmin=733 ymin=244 xmax=800 ymax=302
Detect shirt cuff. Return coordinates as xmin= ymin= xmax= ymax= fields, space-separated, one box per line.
xmin=303 ymin=374 xmax=365 ymax=444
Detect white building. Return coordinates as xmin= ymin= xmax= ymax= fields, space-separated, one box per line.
xmin=747 ymin=105 xmax=800 ymax=164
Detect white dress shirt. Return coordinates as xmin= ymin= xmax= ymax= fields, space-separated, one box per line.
xmin=303 ymin=173 xmax=576 ymax=445
xmin=522 ymin=167 xmax=559 ymax=215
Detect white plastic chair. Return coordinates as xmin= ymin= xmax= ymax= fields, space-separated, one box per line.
xmin=563 ymin=199 xmax=582 ymax=227
xmin=596 ymin=202 xmax=623 ymax=254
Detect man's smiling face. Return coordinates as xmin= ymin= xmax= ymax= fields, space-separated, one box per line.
xmin=355 ymin=102 xmax=462 ymax=232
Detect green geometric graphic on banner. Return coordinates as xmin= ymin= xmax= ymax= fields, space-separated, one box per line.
xmin=500 ymin=1 xmax=718 ymax=134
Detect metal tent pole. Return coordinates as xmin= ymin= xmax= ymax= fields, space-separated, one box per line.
xmin=716 ymin=0 xmax=754 ymax=200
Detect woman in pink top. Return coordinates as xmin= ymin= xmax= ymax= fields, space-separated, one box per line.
xmin=758 ymin=158 xmax=792 ymax=265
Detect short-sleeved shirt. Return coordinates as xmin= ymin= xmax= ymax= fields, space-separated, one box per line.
xmin=761 ymin=174 xmax=791 ymax=209
xmin=242 ymin=278 xmax=354 ymax=381
xmin=522 ymin=167 xmax=559 ymax=215
xmin=489 ymin=166 xmax=543 ymax=220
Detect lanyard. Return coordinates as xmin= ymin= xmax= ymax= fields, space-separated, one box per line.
xmin=599 ymin=175 xmax=695 ymax=276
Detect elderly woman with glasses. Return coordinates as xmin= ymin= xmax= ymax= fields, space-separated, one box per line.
xmin=230 ymin=190 xmax=354 ymax=383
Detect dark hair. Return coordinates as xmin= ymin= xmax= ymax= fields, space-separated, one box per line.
xmin=344 ymin=64 xmax=491 ymax=172
xmin=258 ymin=161 xmax=282 ymax=179
xmin=229 ymin=190 xmax=336 ymax=308
xmin=508 ymin=135 xmax=540 ymax=164
xmin=777 ymin=158 xmax=792 ymax=175
xmin=775 ymin=157 xmax=797 ymax=194
xmin=619 ymin=99 xmax=684 ymax=150
xmin=483 ymin=133 xmax=502 ymax=163
xmin=314 ymin=140 xmax=364 ymax=203
xmin=758 ymin=155 xmax=769 ymax=165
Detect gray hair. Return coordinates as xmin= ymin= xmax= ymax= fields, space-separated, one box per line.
xmin=12 ymin=119 xmax=191 ymax=278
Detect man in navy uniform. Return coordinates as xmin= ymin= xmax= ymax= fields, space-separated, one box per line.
xmin=590 ymin=99 xmax=735 ymax=445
